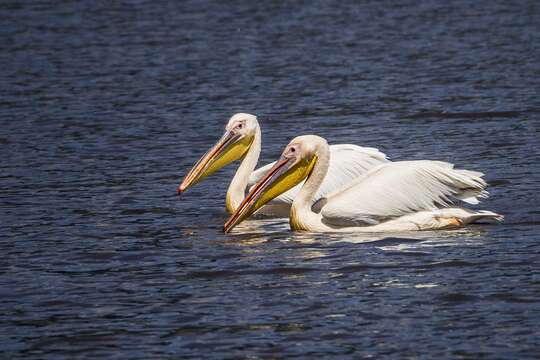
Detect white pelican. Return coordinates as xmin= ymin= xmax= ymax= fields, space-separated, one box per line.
xmin=177 ymin=114 xmax=390 ymax=217
xmin=224 ymin=135 xmax=503 ymax=233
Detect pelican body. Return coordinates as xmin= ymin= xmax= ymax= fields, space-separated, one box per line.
xmin=177 ymin=114 xmax=389 ymax=217
xmin=224 ymin=135 xmax=503 ymax=233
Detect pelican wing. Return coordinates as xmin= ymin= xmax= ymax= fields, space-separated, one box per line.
xmin=321 ymin=160 xmax=489 ymax=226
xmin=248 ymin=161 xmax=274 ymax=185
xmin=249 ymin=144 xmax=390 ymax=205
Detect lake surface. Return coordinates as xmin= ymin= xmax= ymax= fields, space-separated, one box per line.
xmin=1 ymin=0 xmax=540 ymax=358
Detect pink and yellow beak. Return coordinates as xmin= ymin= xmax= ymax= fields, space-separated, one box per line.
xmin=177 ymin=131 xmax=253 ymax=195
xmin=223 ymin=153 xmax=317 ymax=233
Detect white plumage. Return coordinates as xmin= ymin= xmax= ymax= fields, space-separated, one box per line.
xmin=226 ymin=135 xmax=503 ymax=233
xmin=321 ymin=160 xmax=489 ymax=226
xmin=251 ymin=144 xmax=389 ymax=210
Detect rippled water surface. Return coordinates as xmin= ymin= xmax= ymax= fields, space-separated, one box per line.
xmin=2 ymin=0 xmax=540 ymax=358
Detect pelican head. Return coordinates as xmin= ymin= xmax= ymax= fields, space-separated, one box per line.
xmin=177 ymin=113 xmax=258 ymax=195
xmin=224 ymin=135 xmax=325 ymax=233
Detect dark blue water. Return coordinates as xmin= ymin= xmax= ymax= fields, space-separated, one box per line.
xmin=2 ymin=0 xmax=540 ymax=358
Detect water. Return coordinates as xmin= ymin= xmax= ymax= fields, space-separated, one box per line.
xmin=1 ymin=0 xmax=540 ymax=358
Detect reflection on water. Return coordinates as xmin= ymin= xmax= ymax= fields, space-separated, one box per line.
xmin=226 ymin=218 xmax=291 ymax=236
xmin=227 ymin=218 xmax=488 ymax=247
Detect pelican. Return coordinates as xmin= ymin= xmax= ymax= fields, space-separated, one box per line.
xmin=177 ymin=114 xmax=390 ymax=217
xmin=224 ymin=135 xmax=503 ymax=233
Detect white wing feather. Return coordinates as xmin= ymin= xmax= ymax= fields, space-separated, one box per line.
xmin=248 ymin=144 xmax=389 ymax=205
xmin=248 ymin=161 xmax=274 ymax=185
xmin=321 ymin=160 xmax=489 ymax=226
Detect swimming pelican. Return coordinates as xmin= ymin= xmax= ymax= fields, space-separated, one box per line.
xmin=224 ymin=135 xmax=503 ymax=232
xmin=177 ymin=114 xmax=389 ymax=217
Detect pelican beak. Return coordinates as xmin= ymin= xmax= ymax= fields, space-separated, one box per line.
xmin=223 ymin=154 xmax=317 ymax=233
xmin=177 ymin=131 xmax=253 ymax=195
